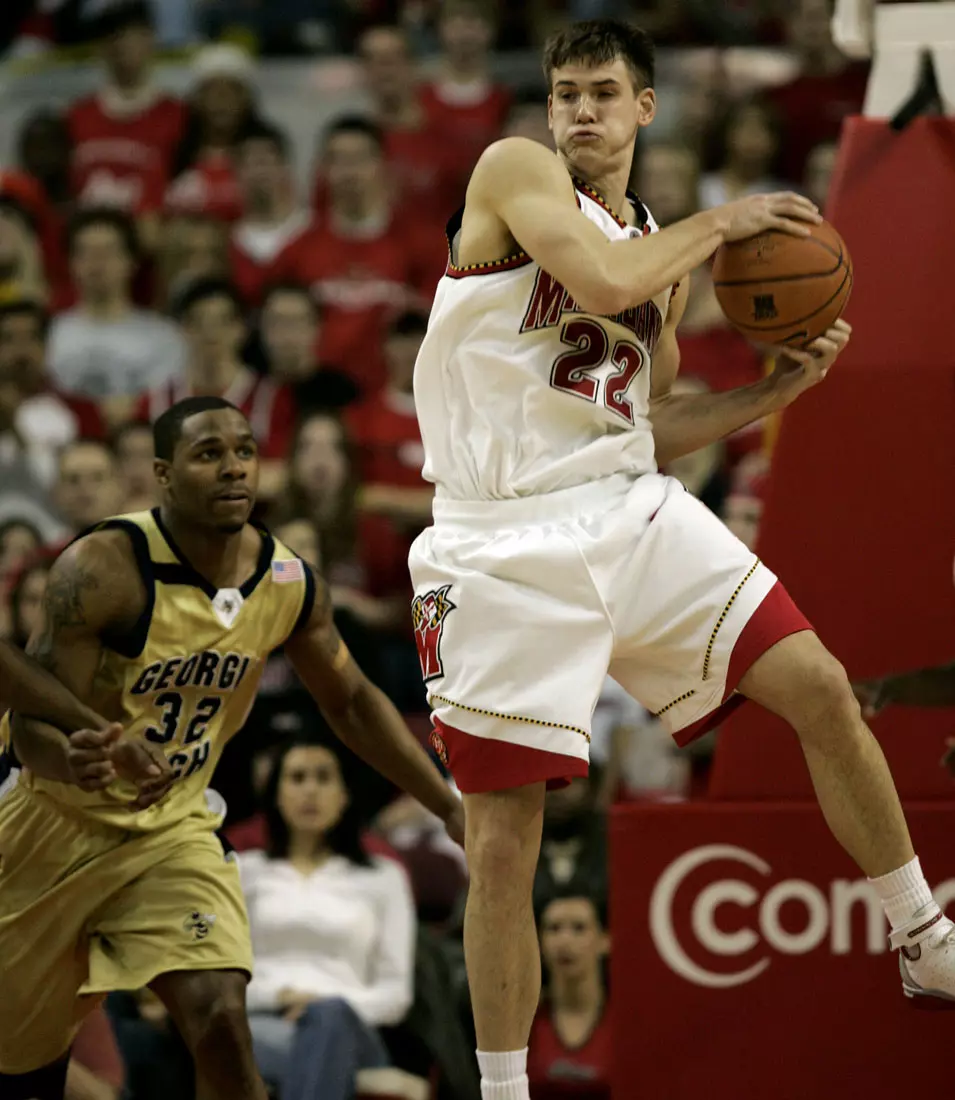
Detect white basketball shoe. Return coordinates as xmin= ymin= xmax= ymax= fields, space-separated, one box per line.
xmin=892 ymin=902 xmax=955 ymax=1006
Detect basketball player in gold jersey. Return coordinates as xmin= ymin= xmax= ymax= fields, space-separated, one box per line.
xmin=0 ymin=395 xmax=463 ymax=1100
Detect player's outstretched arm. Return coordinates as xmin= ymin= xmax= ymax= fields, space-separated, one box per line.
xmin=285 ymin=571 xmax=463 ymax=840
xmin=649 ymin=283 xmax=853 ymax=465
xmin=474 ymin=138 xmax=821 ymax=314
xmin=854 ymin=664 xmax=955 ymax=716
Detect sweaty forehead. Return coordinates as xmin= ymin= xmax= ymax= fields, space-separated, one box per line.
xmin=178 ymin=409 xmax=252 ymax=448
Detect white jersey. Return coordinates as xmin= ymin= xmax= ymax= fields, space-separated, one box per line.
xmin=414 ymin=179 xmax=673 ymax=501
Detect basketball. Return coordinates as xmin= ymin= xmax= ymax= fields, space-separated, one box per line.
xmin=712 ymin=219 xmax=853 ymax=348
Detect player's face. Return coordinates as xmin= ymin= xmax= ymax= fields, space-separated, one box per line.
xmin=276 ymin=745 xmax=350 ymax=838
xmin=549 ymin=59 xmax=655 ymax=178
xmin=539 ymin=898 xmax=609 ymax=980
xmin=0 ymin=313 xmax=46 ymax=391
xmin=160 ymin=409 xmax=259 ymax=534
xmin=71 ymin=226 xmax=133 ymax=300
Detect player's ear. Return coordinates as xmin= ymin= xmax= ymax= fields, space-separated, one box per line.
xmin=153 ymin=458 xmax=171 ymax=488
xmin=547 ymin=93 xmax=554 ymax=130
xmin=637 ymin=86 xmax=656 ymax=128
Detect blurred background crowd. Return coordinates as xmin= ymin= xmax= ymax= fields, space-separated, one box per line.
xmin=0 ymin=0 xmax=871 ymax=1097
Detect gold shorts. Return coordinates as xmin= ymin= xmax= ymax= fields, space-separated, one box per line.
xmin=0 ymin=784 xmax=252 ymax=1074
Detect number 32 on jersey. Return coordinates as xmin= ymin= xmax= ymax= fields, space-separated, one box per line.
xmin=550 ymin=319 xmax=647 ymax=424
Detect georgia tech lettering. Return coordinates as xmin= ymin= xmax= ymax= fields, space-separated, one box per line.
xmin=130 ymin=650 xmax=254 ymax=779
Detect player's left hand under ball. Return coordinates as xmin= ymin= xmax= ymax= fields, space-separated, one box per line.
xmin=769 ymin=319 xmax=852 ymax=404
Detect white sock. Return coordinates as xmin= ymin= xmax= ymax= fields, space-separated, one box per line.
xmin=477 ymin=1048 xmax=530 ymax=1100
xmin=869 ymin=855 xmax=935 ymax=931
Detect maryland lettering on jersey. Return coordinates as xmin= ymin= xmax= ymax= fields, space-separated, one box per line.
xmin=130 ymin=650 xmax=253 ymax=695
xmin=519 ymin=269 xmax=663 ymax=352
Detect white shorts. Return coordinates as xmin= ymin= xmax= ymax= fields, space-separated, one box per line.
xmin=408 ymin=473 xmax=812 ymax=793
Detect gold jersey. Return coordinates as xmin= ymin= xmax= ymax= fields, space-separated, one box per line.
xmin=2 ymin=509 xmax=314 ymax=831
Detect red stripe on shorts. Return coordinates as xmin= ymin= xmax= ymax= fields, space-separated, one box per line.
xmin=672 ymin=580 xmax=813 ymax=747
xmin=431 ymin=716 xmax=589 ymax=794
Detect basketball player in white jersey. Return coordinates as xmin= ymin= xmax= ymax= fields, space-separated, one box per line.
xmin=410 ymin=19 xmax=955 ymax=1100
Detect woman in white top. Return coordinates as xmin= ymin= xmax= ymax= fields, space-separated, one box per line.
xmin=241 ymin=734 xmax=416 ymax=1100
xmin=698 ymin=95 xmax=792 ymax=211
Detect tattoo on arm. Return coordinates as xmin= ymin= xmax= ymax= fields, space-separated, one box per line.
xmin=28 ymin=560 xmax=101 ymax=673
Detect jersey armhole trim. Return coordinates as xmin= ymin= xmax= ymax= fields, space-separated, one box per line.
xmin=91 ymin=520 xmax=156 ymax=659
xmin=288 ymin=557 xmax=317 ymax=639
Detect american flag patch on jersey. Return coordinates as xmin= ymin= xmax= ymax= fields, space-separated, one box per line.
xmin=272 ymin=559 xmax=304 ymax=584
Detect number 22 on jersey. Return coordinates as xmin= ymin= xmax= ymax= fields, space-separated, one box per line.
xmin=550 ymin=318 xmax=647 ymax=425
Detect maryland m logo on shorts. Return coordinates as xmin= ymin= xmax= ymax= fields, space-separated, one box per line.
xmin=411 ymin=585 xmax=456 ymax=682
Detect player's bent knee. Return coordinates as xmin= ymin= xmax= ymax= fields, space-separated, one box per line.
xmin=155 ymin=970 xmax=251 ymax=1055
xmin=789 ymin=652 xmax=861 ymax=738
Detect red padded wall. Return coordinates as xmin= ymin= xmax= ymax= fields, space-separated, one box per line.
xmin=711 ymin=118 xmax=955 ymax=801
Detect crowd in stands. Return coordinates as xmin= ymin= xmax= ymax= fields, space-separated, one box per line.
xmin=0 ymin=0 xmax=870 ymax=1096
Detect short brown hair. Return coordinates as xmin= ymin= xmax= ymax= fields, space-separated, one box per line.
xmin=543 ymin=19 xmax=655 ymax=90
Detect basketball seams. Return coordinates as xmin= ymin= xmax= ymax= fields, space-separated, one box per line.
xmin=713 ymin=237 xmax=845 ymax=288
xmin=730 ymin=268 xmax=852 ymax=336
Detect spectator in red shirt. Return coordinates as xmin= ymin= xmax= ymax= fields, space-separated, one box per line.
xmin=67 ymin=2 xmax=186 ymax=253
xmin=349 ymin=308 xmax=432 ymax=528
xmin=420 ymin=0 xmax=512 ymax=176
xmin=528 ymin=890 xmax=611 ymax=1100
xmin=289 ymin=116 xmax=445 ymax=396
xmin=230 ymin=122 xmax=313 ymax=309
xmin=259 ymin=281 xmax=359 ymax=415
xmin=313 ymin=25 xmax=463 ymax=223
xmin=0 ymin=299 xmax=103 ymax=492
xmin=138 ymin=277 xmax=293 ymax=500
xmin=166 ymin=44 xmax=262 ymax=224
xmin=767 ymin=0 xmax=869 ymax=183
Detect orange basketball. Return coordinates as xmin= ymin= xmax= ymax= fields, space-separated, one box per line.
xmin=712 ymin=219 xmax=853 ymax=348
